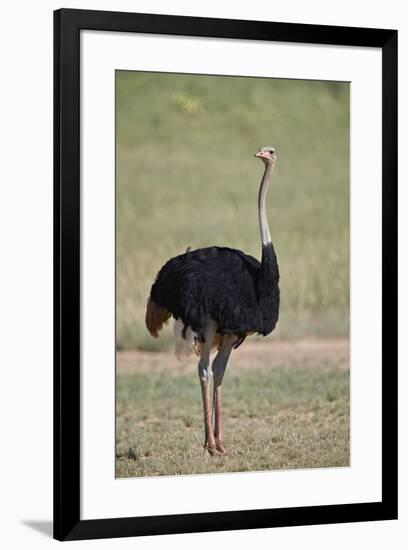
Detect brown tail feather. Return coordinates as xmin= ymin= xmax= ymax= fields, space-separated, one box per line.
xmin=145 ymin=299 xmax=171 ymax=338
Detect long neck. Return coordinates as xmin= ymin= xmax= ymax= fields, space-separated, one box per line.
xmin=258 ymin=162 xmax=274 ymax=247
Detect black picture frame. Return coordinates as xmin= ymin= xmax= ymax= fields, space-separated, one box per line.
xmin=54 ymin=8 xmax=398 ymax=541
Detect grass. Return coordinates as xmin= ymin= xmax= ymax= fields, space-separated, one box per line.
xmin=116 ymin=72 xmax=350 ymax=350
xmin=116 ymin=342 xmax=349 ymax=477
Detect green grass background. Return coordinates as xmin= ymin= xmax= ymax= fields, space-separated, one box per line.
xmin=116 ymin=72 xmax=350 ymax=350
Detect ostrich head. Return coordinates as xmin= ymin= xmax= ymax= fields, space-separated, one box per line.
xmin=255 ymin=146 xmax=277 ymax=164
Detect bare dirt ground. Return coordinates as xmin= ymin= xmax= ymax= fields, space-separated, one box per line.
xmin=117 ymin=338 xmax=349 ymax=374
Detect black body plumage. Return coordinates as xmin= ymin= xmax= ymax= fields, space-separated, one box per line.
xmin=149 ymin=244 xmax=280 ymax=338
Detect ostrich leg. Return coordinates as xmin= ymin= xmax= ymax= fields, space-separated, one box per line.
xmin=197 ymin=321 xmax=217 ymax=456
xmin=211 ymin=335 xmax=236 ymax=454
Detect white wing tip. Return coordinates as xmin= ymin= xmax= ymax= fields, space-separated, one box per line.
xmin=173 ymin=319 xmax=197 ymax=360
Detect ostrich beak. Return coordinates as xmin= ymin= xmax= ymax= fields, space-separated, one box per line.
xmin=255 ymin=151 xmax=268 ymax=159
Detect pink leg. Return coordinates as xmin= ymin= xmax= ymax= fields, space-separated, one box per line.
xmin=213 ymin=385 xmax=225 ymax=454
xmin=212 ymin=335 xmax=235 ymax=454
xmin=197 ymin=321 xmax=217 ymax=456
xmin=200 ymin=377 xmax=216 ymax=455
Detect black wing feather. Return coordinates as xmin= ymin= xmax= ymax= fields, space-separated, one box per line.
xmin=149 ymin=246 xmax=279 ymax=336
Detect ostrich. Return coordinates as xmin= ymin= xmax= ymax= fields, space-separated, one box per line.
xmin=145 ymin=146 xmax=280 ymax=455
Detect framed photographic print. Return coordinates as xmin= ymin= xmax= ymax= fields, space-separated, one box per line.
xmin=54 ymin=8 xmax=398 ymax=541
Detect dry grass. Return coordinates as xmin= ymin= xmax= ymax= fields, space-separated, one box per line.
xmin=116 ymin=339 xmax=349 ymax=477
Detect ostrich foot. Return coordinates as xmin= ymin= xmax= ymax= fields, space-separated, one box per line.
xmin=205 ymin=444 xmax=223 ymax=456
xmin=203 ymin=439 xmax=225 ymax=456
xmin=215 ymin=440 xmax=226 ymax=454
xmin=203 ymin=438 xmax=223 ymax=456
